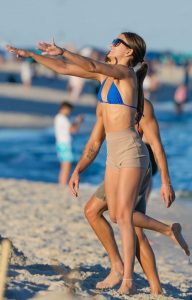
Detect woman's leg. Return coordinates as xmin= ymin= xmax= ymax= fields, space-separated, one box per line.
xmin=133 ymin=212 xmax=190 ymax=256
xmin=115 ymin=167 xmax=146 ymax=294
xmin=104 ymin=166 xmax=119 ymax=223
xmin=84 ymin=196 xmax=123 ymax=288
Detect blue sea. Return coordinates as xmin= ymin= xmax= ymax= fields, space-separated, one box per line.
xmin=0 ymin=102 xmax=192 ymax=191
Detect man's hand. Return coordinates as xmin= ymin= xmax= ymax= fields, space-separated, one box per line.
xmin=37 ymin=38 xmax=64 ymax=56
xmin=69 ymin=170 xmax=80 ymax=197
xmin=160 ymin=183 xmax=175 ymax=208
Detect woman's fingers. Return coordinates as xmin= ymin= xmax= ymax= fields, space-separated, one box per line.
xmin=6 ymin=46 xmax=23 ymax=58
xmin=160 ymin=189 xmax=165 ymax=203
xmin=39 ymin=42 xmax=51 ymax=47
xmin=37 ymin=42 xmax=51 ymax=51
xmin=69 ymin=178 xmax=78 ymax=197
xmin=37 ymin=44 xmax=46 ymax=51
xmin=41 ymin=51 xmax=49 ymax=56
xmin=6 ymin=45 xmax=17 ymax=53
xmin=74 ymin=180 xmax=79 ymax=196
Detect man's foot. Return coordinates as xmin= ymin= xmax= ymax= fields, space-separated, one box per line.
xmin=117 ymin=279 xmax=136 ymax=295
xmin=168 ymin=223 xmax=190 ymax=256
xmin=96 ymin=270 xmax=123 ymax=289
xmin=150 ymin=287 xmax=164 ymax=295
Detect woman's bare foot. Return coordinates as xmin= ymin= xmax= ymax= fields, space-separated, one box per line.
xmin=96 ymin=263 xmax=123 ymax=289
xmin=167 ymin=223 xmax=190 ymax=256
xmin=117 ymin=279 xmax=136 ymax=295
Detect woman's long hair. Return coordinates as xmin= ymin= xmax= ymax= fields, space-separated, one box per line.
xmin=122 ymin=32 xmax=148 ymax=123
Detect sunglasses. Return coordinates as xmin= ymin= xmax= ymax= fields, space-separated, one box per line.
xmin=112 ymin=38 xmax=131 ymax=48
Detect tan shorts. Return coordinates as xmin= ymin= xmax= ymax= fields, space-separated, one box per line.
xmin=94 ymin=164 xmax=151 ymax=214
xmin=106 ymin=128 xmax=149 ymax=169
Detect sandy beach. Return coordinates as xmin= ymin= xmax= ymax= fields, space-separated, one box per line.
xmin=0 ymin=179 xmax=191 ymax=300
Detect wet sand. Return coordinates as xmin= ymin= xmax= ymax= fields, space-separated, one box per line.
xmin=0 ymin=179 xmax=191 ymax=300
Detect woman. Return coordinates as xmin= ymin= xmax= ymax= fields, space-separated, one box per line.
xmin=7 ymin=32 xmax=153 ymax=294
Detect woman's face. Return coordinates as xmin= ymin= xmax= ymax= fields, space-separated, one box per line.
xmin=107 ymin=34 xmax=131 ymax=59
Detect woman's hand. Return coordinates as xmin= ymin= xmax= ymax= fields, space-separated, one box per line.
xmin=69 ymin=170 xmax=80 ymax=197
xmin=6 ymin=45 xmax=32 ymax=58
xmin=160 ymin=183 xmax=175 ymax=208
xmin=37 ymin=39 xmax=64 ymax=56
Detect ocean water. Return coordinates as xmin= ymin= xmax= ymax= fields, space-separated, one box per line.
xmin=0 ymin=103 xmax=192 ymax=191
xmin=0 ymin=113 xmax=105 ymax=185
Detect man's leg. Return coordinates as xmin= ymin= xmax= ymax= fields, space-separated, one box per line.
xmin=135 ymin=227 xmax=162 ymax=295
xmin=59 ymin=162 xmax=71 ymax=185
xmin=133 ymin=212 xmax=190 ymax=256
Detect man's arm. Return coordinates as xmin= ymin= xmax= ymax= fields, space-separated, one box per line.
xmin=140 ymin=99 xmax=175 ymax=207
xmin=69 ymin=105 xmax=105 ymax=197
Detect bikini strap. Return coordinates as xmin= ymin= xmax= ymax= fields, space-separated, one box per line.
xmin=122 ymin=102 xmax=137 ymax=110
xmin=101 ymin=77 xmax=108 ymax=84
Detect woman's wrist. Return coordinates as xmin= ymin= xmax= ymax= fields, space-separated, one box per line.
xmin=74 ymin=167 xmax=80 ymax=174
xmin=61 ymin=48 xmax=68 ymax=57
xmin=161 ymin=182 xmax=172 ymax=187
xmin=30 ymin=52 xmax=35 ymax=58
xmin=161 ymin=174 xmax=171 ymax=186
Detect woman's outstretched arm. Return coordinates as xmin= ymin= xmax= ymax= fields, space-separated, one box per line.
xmin=6 ymin=45 xmax=100 ymax=80
xmin=38 ymin=40 xmax=130 ymax=79
xmin=62 ymin=49 xmax=128 ymax=79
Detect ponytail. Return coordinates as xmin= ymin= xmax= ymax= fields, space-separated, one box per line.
xmin=122 ymin=32 xmax=147 ymax=123
xmin=135 ymin=62 xmax=148 ymax=124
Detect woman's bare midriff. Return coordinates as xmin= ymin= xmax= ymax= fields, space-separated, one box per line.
xmin=101 ymin=103 xmax=136 ymax=132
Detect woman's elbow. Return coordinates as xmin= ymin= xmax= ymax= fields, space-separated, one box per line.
xmin=56 ymin=62 xmax=68 ymax=75
xmin=58 ymin=66 xmax=68 ymax=75
xmin=88 ymin=62 xmax=98 ymax=73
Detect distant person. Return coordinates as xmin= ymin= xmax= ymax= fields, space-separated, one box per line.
xmin=67 ymin=47 xmax=92 ymax=100
xmin=54 ymin=101 xmax=83 ymax=185
xmin=20 ymin=60 xmax=34 ymax=87
xmin=174 ymin=61 xmax=191 ymax=115
xmin=67 ymin=47 xmax=102 ymax=102
xmin=143 ymin=70 xmax=159 ymax=101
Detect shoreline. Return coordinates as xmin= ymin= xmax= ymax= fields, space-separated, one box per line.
xmin=0 ymin=83 xmax=97 ymax=106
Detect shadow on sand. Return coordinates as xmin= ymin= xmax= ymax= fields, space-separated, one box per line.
xmin=5 ymin=263 xmax=192 ymax=300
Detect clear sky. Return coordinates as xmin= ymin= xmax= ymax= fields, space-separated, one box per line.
xmin=0 ymin=0 xmax=191 ymax=53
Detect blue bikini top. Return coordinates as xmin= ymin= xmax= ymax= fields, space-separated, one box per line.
xmin=97 ymin=77 xmax=137 ymax=110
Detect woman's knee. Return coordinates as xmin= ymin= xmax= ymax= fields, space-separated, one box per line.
xmin=116 ymin=208 xmax=133 ymax=225
xmin=109 ymin=212 xmax=117 ymax=224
